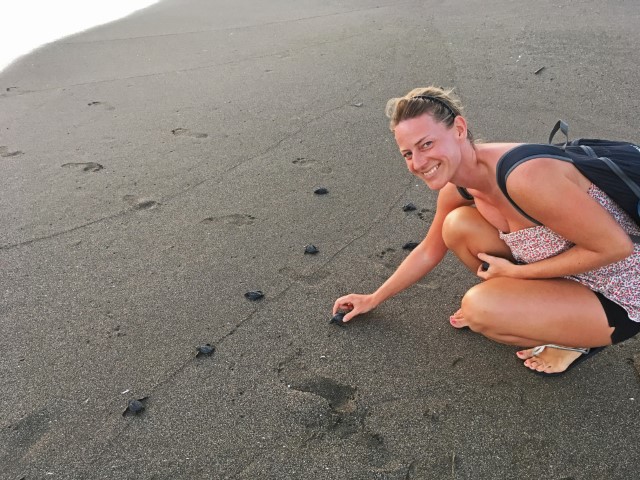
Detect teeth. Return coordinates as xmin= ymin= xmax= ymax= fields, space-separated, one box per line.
xmin=424 ymin=164 xmax=439 ymax=177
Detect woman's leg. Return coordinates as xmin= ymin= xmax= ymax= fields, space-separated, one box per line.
xmin=461 ymin=277 xmax=614 ymax=373
xmin=442 ymin=206 xmax=514 ymax=272
xmin=441 ymin=206 xmax=614 ymax=374
xmin=442 ymin=206 xmax=513 ymax=327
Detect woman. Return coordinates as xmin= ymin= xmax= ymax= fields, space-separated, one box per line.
xmin=333 ymin=86 xmax=640 ymax=375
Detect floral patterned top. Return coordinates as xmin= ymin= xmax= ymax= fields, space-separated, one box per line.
xmin=499 ymin=184 xmax=640 ymax=322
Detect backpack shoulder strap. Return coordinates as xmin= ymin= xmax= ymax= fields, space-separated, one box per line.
xmin=496 ymin=144 xmax=575 ymax=224
xmin=456 ymin=186 xmax=474 ymax=200
xmin=548 ymin=120 xmax=569 ymax=146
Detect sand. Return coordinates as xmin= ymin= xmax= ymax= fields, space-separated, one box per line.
xmin=1 ymin=0 xmax=640 ymax=478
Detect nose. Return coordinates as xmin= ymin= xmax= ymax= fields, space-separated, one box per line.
xmin=411 ymin=151 xmax=428 ymax=171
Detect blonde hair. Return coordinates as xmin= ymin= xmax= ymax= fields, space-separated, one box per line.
xmin=385 ymin=86 xmax=474 ymax=142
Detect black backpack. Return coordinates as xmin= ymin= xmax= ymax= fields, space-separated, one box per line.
xmin=495 ymin=120 xmax=640 ymax=234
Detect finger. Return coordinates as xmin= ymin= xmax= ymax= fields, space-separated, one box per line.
xmin=477 ymin=253 xmax=495 ymax=272
xmin=332 ymin=300 xmax=341 ymax=315
xmin=343 ymin=310 xmax=358 ymax=323
xmin=333 ymin=296 xmax=350 ymax=314
xmin=477 ymin=252 xmax=493 ymax=262
xmin=476 ymin=265 xmax=489 ymax=279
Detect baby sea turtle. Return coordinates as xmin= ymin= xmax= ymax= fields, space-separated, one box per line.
xmin=314 ymin=187 xmax=329 ymax=195
xmin=244 ymin=290 xmax=264 ymax=301
xmin=402 ymin=242 xmax=419 ymax=250
xmin=196 ymin=344 xmax=215 ymax=357
xmin=330 ymin=310 xmax=347 ymax=327
xmin=402 ymin=202 xmax=417 ymax=212
xmin=304 ymin=244 xmax=319 ymax=254
xmin=122 ymin=397 xmax=148 ymax=416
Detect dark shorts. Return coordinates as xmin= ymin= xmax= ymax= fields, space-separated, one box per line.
xmin=594 ymin=292 xmax=640 ymax=344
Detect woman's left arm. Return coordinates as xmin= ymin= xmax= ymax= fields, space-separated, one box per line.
xmin=479 ymin=158 xmax=634 ymax=280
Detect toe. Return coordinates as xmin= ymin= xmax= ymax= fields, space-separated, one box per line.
xmin=449 ymin=315 xmax=468 ymax=329
xmin=535 ymin=362 xmax=549 ymax=373
xmin=517 ymin=348 xmax=535 ymax=360
xmin=525 ymin=357 xmax=544 ymax=370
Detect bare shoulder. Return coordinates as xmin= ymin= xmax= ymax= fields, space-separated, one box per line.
xmin=477 ymin=142 xmax=524 ymax=162
xmin=505 ymin=155 xmax=593 ymax=227
xmin=507 ymin=156 xmax=589 ymax=192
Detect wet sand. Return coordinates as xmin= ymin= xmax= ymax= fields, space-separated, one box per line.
xmin=1 ymin=0 xmax=640 ymax=478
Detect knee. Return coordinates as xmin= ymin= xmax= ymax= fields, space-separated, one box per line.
xmin=442 ymin=206 xmax=479 ymax=250
xmin=461 ymin=280 xmax=504 ymax=333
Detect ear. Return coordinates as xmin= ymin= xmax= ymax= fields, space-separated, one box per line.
xmin=453 ymin=115 xmax=468 ymax=140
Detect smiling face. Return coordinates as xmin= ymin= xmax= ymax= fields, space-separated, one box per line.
xmin=394 ymin=113 xmax=467 ymax=190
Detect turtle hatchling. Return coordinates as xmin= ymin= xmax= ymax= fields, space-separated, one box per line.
xmin=402 ymin=202 xmax=417 ymax=212
xmin=123 ymin=397 xmax=148 ymax=416
xmin=402 ymin=242 xmax=419 ymax=251
xmin=330 ymin=311 xmax=347 ymax=327
xmin=314 ymin=187 xmax=329 ymax=195
xmin=304 ymin=244 xmax=319 ymax=254
xmin=244 ymin=290 xmax=264 ymax=301
xmin=196 ymin=344 xmax=215 ymax=357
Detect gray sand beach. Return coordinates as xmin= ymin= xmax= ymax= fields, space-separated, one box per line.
xmin=1 ymin=0 xmax=640 ymax=478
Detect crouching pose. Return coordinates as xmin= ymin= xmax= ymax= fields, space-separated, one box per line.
xmin=333 ymin=86 xmax=640 ymax=375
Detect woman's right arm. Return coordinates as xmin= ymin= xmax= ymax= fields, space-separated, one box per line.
xmin=333 ymin=183 xmax=471 ymax=322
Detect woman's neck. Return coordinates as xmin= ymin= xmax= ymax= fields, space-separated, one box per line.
xmin=451 ymin=142 xmax=495 ymax=193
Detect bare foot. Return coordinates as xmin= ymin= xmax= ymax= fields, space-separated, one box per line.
xmin=516 ymin=347 xmax=584 ymax=374
xmin=449 ymin=308 xmax=469 ymax=329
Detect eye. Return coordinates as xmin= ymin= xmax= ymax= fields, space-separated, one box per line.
xmin=402 ymin=152 xmax=412 ymax=160
xmin=420 ymin=141 xmax=432 ymax=149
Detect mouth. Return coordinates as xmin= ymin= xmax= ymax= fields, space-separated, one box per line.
xmin=421 ymin=163 xmax=440 ymax=179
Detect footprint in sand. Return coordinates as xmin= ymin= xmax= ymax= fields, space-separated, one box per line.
xmin=123 ymin=195 xmax=159 ymax=210
xmin=87 ymin=101 xmax=115 ymax=111
xmin=278 ymin=358 xmax=358 ymax=415
xmin=2 ymin=86 xmax=22 ymax=97
xmin=417 ymin=208 xmax=433 ymax=222
xmin=201 ymin=214 xmax=256 ymax=227
xmin=0 ymin=146 xmax=23 ymax=158
xmin=292 ymin=157 xmax=314 ymax=165
xmin=375 ymin=247 xmax=396 ymax=259
xmin=171 ymin=128 xmax=208 ymax=139
xmin=371 ymin=248 xmax=401 ymax=270
xmin=61 ymin=162 xmax=103 ymax=172
xmin=278 ymin=361 xmax=387 ymax=458
xmin=278 ymin=266 xmax=330 ymax=285
xmin=292 ymin=157 xmax=332 ymax=174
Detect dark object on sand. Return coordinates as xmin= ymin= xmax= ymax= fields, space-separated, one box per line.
xmin=245 ymin=290 xmax=264 ymax=301
xmin=314 ymin=187 xmax=329 ymax=195
xmin=534 ymin=66 xmax=545 ymax=75
xmin=196 ymin=344 xmax=215 ymax=357
xmin=330 ymin=311 xmax=347 ymax=326
xmin=481 ymin=261 xmax=490 ymax=272
xmin=304 ymin=245 xmax=319 ymax=254
xmin=402 ymin=202 xmax=417 ymax=212
xmin=402 ymin=242 xmax=419 ymax=250
xmin=123 ymin=397 xmax=148 ymax=416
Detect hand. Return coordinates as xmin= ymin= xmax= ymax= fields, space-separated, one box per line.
xmin=476 ymin=253 xmax=518 ymax=280
xmin=332 ymin=293 xmax=378 ymax=323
